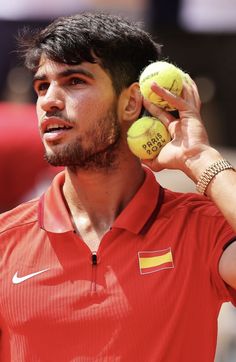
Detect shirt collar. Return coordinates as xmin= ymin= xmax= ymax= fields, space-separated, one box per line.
xmin=38 ymin=168 xmax=162 ymax=234
xmin=113 ymin=167 xmax=162 ymax=234
xmin=39 ymin=171 xmax=73 ymax=233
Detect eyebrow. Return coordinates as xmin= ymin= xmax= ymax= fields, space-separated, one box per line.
xmin=33 ymin=68 xmax=95 ymax=86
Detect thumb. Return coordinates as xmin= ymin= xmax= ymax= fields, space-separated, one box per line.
xmin=141 ymin=158 xmax=163 ymax=172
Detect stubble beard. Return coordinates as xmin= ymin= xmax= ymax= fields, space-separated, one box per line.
xmin=44 ymin=108 xmax=122 ymax=172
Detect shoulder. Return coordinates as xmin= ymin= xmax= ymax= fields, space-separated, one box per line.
xmin=160 ymin=188 xmax=235 ymax=251
xmin=0 ymin=198 xmax=39 ymax=235
xmin=162 ymin=188 xmax=223 ymax=218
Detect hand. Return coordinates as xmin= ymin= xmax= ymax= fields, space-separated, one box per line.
xmin=142 ymin=76 xmax=211 ymax=180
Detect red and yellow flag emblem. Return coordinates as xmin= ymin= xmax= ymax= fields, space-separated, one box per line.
xmin=138 ymin=247 xmax=174 ymax=274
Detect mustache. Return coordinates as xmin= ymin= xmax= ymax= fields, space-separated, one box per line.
xmin=40 ymin=110 xmax=76 ymax=125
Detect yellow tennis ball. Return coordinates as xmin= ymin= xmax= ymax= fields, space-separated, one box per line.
xmin=127 ymin=116 xmax=171 ymax=160
xmin=139 ymin=61 xmax=184 ymax=111
xmin=180 ymin=70 xmax=192 ymax=84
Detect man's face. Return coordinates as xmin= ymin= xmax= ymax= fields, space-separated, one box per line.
xmin=34 ymin=55 xmax=122 ymax=170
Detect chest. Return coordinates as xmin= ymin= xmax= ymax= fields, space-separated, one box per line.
xmin=0 ymin=225 xmax=209 ymax=331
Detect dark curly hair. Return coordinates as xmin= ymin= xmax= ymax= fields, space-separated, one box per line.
xmin=18 ymin=11 xmax=161 ymax=95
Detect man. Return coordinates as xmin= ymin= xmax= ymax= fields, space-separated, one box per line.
xmin=0 ymin=11 xmax=236 ymax=362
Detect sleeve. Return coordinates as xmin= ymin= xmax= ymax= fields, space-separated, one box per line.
xmin=210 ymin=228 xmax=236 ymax=306
xmin=198 ymin=204 xmax=236 ymax=306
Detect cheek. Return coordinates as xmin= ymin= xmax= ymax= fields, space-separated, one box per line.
xmin=36 ymin=101 xmax=43 ymax=127
xmin=80 ymin=94 xmax=105 ymax=111
xmin=80 ymin=86 xmax=115 ymax=109
xmin=69 ymin=93 xmax=115 ymax=122
xmin=66 ymin=94 xmax=94 ymax=119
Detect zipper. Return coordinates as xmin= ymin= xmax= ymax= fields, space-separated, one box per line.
xmin=91 ymin=251 xmax=98 ymax=293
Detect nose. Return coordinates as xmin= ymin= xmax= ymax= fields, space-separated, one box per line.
xmin=40 ymin=83 xmax=65 ymax=112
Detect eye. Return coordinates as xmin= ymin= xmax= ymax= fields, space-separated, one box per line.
xmin=70 ymin=77 xmax=86 ymax=86
xmin=34 ymin=82 xmax=49 ymax=95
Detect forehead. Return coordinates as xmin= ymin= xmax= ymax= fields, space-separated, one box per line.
xmin=34 ymin=54 xmax=110 ymax=83
xmin=35 ymin=55 xmax=63 ymax=75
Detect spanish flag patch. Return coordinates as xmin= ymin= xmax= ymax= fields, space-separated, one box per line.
xmin=138 ymin=247 xmax=174 ymax=275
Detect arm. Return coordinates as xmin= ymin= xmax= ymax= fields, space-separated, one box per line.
xmin=142 ymin=78 xmax=236 ymax=288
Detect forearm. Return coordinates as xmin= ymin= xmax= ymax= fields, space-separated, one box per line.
xmin=185 ymin=146 xmax=236 ymax=232
xmin=143 ymin=77 xmax=236 ymax=233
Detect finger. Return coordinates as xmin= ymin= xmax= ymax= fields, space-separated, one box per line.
xmin=151 ymin=82 xmax=188 ymax=112
xmin=141 ymin=158 xmax=163 ymax=172
xmin=182 ymin=81 xmax=201 ymax=110
xmin=182 ymin=74 xmax=201 ymax=107
xmin=143 ymin=98 xmax=175 ymax=128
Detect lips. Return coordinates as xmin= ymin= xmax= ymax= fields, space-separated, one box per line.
xmin=45 ymin=123 xmax=72 ymax=133
xmin=41 ymin=118 xmax=73 ymax=142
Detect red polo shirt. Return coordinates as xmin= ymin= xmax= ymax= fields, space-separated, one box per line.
xmin=0 ymin=168 xmax=235 ymax=362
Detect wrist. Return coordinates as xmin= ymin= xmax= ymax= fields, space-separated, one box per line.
xmin=196 ymin=160 xmax=235 ymax=195
xmin=184 ymin=146 xmax=223 ymax=183
xmin=184 ymin=147 xmax=235 ymax=195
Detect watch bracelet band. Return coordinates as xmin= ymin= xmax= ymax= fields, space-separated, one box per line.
xmin=196 ymin=159 xmax=235 ymax=195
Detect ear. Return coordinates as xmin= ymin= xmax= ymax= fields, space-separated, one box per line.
xmin=118 ymin=83 xmax=143 ymax=122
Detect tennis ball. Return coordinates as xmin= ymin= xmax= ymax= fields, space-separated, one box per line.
xmin=139 ymin=61 xmax=184 ymax=111
xmin=127 ymin=116 xmax=171 ymax=160
xmin=180 ymin=70 xmax=191 ymax=84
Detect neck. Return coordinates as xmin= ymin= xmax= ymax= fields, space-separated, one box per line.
xmin=63 ymin=157 xmax=145 ymax=234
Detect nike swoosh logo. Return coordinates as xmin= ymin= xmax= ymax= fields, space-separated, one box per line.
xmin=12 ymin=269 xmax=50 ymax=284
